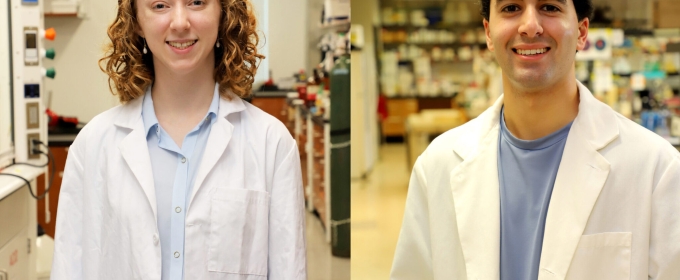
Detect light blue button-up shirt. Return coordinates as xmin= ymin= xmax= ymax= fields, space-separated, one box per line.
xmin=498 ymin=106 xmax=572 ymax=280
xmin=142 ymin=85 xmax=219 ymax=280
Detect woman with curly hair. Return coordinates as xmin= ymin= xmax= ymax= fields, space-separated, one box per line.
xmin=50 ymin=0 xmax=307 ymax=279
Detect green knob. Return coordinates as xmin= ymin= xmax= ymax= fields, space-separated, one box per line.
xmin=45 ymin=48 xmax=56 ymax=59
xmin=45 ymin=68 xmax=56 ymax=79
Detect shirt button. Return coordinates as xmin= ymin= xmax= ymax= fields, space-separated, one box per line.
xmin=181 ymin=157 xmax=186 ymax=163
xmin=175 ymin=206 xmax=182 ymax=213
xmin=174 ymin=251 xmax=180 ymax=258
xmin=152 ymin=234 xmax=159 ymax=245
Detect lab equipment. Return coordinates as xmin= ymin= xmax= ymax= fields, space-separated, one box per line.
xmin=329 ymin=40 xmax=350 ymax=257
xmin=1 ymin=0 xmax=57 ymax=279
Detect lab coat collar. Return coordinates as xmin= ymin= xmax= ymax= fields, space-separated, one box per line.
xmin=114 ymin=95 xmax=159 ymax=223
xmin=537 ymin=80 xmax=617 ymax=279
xmin=448 ymin=80 xmax=619 ymax=279
xmin=114 ymin=83 xmax=246 ymax=130
xmin=188 ymin=92 xmax=246 ymax=210
xmin=112 ymin=84 xmax=247 ymax=222
xmin=449 ymin=94 xmax=503 ymax=279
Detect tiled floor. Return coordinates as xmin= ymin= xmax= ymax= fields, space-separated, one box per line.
xmin=351 ymin=144 xmax=410 ymax=280
xmin=306 ymin=211 xmax=351 ymax=279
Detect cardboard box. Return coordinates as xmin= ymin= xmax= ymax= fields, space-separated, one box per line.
xmin=655 ymin=0 xmax=680 ymax=29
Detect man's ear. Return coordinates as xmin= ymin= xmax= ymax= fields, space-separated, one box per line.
xmin=484 ymin=18 xmax=494 ymax=51
xmin=576 ymin=17 xmax=589 ymax=51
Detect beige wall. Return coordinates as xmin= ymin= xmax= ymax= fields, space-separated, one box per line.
xmin=43 ymin=0 xmax=119 ymax=122
xmin=269 ymin=0 xmax=307 ymax=82
xmin=350 ymin=0 xmax=379 ymax=178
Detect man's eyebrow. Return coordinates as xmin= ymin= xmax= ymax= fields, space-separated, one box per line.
xmin=495 ymin=0 xmax=568 ymax=6
xmin=545 ymin=0 xmax=568 ymax=5
xmin=495 ymin=0 xmax=510 ymax=6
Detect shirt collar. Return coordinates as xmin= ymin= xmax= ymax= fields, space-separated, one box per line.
xmin=500 ymin=106 xmax=573 ymax=150
xmin=141 ymin=83 xmax=221 ymax=136
xmin=142 ymin=85 xmax=159 ymax=137
xmin=205 ymin=83 xmax=220 ymax=124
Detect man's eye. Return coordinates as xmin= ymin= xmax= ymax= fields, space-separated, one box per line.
xmin=541 ymin=5 xmax=560 ymax=12
xmin=501 ymin=5 xmax=520 ymax=13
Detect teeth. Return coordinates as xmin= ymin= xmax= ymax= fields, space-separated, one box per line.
xmin=168 ymin=40 xmax=197 ymax=49
xmin=516 ymin=48 xmax=548 ymax=55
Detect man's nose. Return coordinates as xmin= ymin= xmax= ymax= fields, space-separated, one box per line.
xmin=517 ymin=6 xmax=543 ymax=38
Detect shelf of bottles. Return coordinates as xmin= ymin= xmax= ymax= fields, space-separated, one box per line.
xmin=577 ymin=31 xmax=680 ymax=145
xmin=283 ymin=31 xmax=351 ymax=228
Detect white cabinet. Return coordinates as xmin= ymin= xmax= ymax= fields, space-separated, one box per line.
xmin=44 ymin=0 xmax=84 ymax=17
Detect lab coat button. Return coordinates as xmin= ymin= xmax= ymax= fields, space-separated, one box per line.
xmin=175 ymin=206 xmax=181 ymax=213
xmin=153 ymin=235 xmax=159 ymax=245
xmin=174 ymin=251 xmax=180 ymax=258
xmin=181 ymin=157 xmax=186 ymax=163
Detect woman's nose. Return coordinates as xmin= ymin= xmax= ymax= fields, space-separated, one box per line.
xmin=170 ymin=7 xmax=191 ymax=31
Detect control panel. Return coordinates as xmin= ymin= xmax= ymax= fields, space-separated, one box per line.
xmin=24 ymin=27 xmax=38 ymax=66
xmin=7 ymin=0 xmax=57 ymax=165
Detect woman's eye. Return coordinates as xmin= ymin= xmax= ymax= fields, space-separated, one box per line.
xmin=541 ymin=5 xmax=560 ymax=12
xmin=153 ymin=3 xmax=166 ymax=9
xmin=190 ymin=0 xmax=205 ymax=5
xmin=501 ymin=5 xmax=520 ymax=13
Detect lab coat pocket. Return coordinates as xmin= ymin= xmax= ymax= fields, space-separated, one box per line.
xmin=566 ymin=232 xmax=632 ymax=280
xmin=208 ymin=188 xmax=270 ymax=276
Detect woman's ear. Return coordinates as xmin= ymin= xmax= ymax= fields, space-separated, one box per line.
xmin=135 ymin=25 xmax=145 ymax=39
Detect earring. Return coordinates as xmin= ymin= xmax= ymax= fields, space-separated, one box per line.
xmin=216 ymin=40 xmax=221 ymax=48
xmin=143 ymin=39 xmax=148 ymax=54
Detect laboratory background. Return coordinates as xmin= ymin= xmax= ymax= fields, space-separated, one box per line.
xmin=350 ymin=0 xmax=680 ymax=279
xmin=0 ymin=0 xmax=352 ymax=279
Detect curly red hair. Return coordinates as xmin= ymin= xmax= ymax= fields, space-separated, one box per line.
xmin=100 ymin=0 xmax=265 ymax=103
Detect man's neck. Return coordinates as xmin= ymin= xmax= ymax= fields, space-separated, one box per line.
xmin=501 ymin=76 xmax=580 ymax=140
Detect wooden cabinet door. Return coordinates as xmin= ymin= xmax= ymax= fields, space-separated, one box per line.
xmin=37 ymin=146 xmax=69 ymax=239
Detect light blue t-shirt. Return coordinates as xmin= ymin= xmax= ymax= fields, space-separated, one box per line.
xmin=142 ymin=85 xmax=219 ymax=280
xmin=498 ymin=107 xmax=572 ymax=280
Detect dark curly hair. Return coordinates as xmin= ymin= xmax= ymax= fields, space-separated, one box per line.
xmin=479 ymin=0 xmax=593 ymax=22
xmin=100 ymin=0 xmax=265 ymax=103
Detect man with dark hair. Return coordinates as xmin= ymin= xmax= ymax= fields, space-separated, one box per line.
xmin=391 ymin=0 xmax=680 ymax=279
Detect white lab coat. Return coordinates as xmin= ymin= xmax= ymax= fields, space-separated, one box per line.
xmin=391 ymin=81 xmax=680 ymax=280
xmin=51 ymin=92 xmax=307 ymax=280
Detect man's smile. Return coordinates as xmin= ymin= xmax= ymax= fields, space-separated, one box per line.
xmin=512 ymin=47 xmax=550 ymax=56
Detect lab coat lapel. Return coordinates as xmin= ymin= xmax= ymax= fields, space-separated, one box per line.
xmin=188 ymin=94 xmax=246 ymax=210
xmin=538 ymin=81 xmax=619 ymax=279
xmin=450 ymin=96 xmax=504 ymax=279
xmin=114 ymin=96 xmax=158 ymax=222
